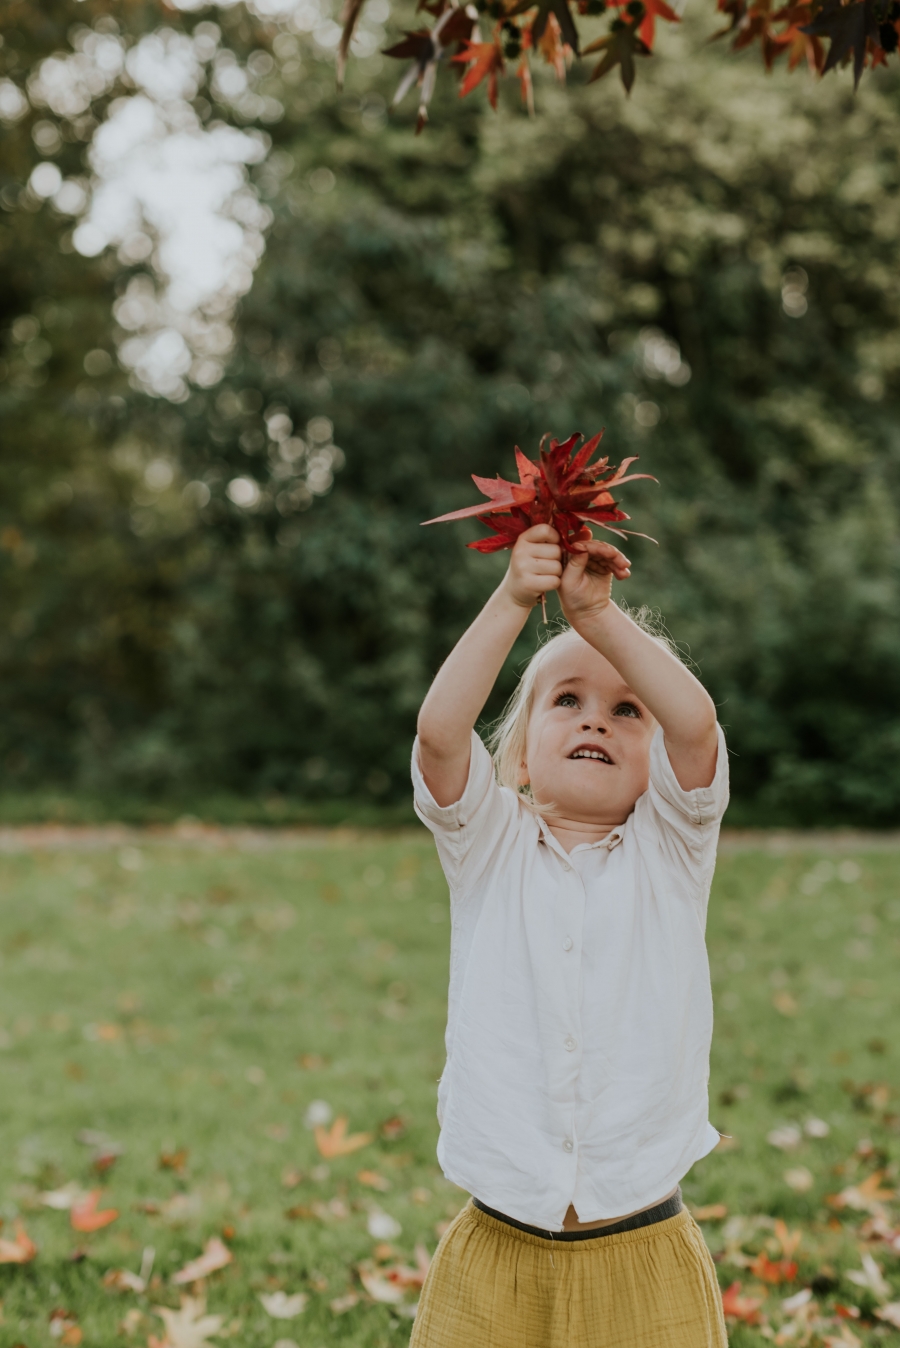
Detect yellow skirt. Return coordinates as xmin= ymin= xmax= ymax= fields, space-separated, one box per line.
xmin=410 ymin=1201 xmax=727 ymax=1348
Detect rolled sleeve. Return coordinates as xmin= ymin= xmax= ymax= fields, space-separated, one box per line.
xmin=634 ymin=723 xmax=729 ymax=888
xmin=649 ymin=723 xmax=730 ymax=828
xmin=412 ymin=731 xmax=510 ymax=890
xmin=412 ymin=729 xmax=496 ymax=831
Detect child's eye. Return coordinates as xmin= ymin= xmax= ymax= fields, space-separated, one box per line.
xmin=554 ymin=693 xmax=579 ymax=709
xmin=613 ymin=702 xmax=641 ymax=718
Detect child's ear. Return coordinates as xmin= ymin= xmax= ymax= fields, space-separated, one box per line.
xmin=518 ymin=759 xmax=530 ymax=787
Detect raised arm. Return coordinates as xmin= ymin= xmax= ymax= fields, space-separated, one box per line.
xmin=417 ymin=526 xmax=560 ymax=807
xmin=559 ymin=540 xmax=719 ymax=792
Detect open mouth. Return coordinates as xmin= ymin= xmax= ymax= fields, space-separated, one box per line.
xmin=569 ymin=746 xmax=614 ymax=765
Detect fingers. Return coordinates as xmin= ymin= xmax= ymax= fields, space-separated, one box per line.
xmin=571 ymin=539 xmax=631 ymax=579
xmin=522 ymin=561 xmax=563 ymax=584
xmin=522 ymin=543 xmax=562 ymax=561
xmin=520 ymin=523 xmax=560 ymax=545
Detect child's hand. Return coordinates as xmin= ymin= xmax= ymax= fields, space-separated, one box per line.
xmin=501 ymin=525 xmax=563 ymax=609
xmin=558 ymin=532 xmax=631 ymax=625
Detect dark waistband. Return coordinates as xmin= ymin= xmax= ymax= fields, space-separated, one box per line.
xmin=473 ymin=1187 xmax=683 ymax=1241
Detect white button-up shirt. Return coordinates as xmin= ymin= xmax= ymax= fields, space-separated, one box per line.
xmin=412 ymin=723 xmax=729 ymax=1231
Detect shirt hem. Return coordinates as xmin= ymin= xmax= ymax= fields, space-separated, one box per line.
xmin=441 ymin=1121 xmax=721 ymax=1231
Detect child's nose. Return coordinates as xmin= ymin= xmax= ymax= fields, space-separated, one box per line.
xmin=581 ymin=719 xmax=608 ymax=734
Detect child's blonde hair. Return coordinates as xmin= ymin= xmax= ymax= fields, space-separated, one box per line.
xmin=486 ymin=604 xmax=682 ymax=794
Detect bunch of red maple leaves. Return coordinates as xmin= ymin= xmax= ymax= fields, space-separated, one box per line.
xmin=422 ymin=430 xmax=654 ymax=550
xmin=421 ymin=430 xmax=654 ymax=621
xmin=337 ymin=0 xmax=900 ymax=132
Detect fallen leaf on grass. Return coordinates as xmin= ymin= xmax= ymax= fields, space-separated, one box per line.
xmin=77 ymin=1129 xmax=125 ymax=1171
xmin=329 ymin=1292 xmax=359 ymax=1314
xmin=845 ymin=1252 xmax=890 ymax=1299
xmin=314 ymin=1117 xmax=373 ymax=1159
xmin=358 ymin=1267 xmax=406 ymax=1305
xmin=172 ymin=1238 xmax=232 ymax=1285
xmin=49 ymin=1309 xmax=82 ymax=1345
xmin=119 ymin=1308 xmax=143 ymax=1336
xmin=258 ymin=1292 xmax=308 ymax=1319
xmin=380 ymin=1116 xmax=407 ymax=1141
xmin=71 ymin=1190 xmax=118 ymax=1232
xmin=784 ymin=1167 xmax=814 ymax=1192
xmin=767 ymin=1125 xmax=802 ymax=1151
xmin=358 ymin=1245 xmax=430 ymax=1306
xmin=104 ymin=1247 xmax=155 ymax=1294
xmin=152 ymin=1296 xmax=225 ymax=1348
xmin=0 ymin=1224 xmax=37 ymax=1263
xmin=104 ymin=1268 xmax=146 ymax=1293
xmin=773 ymin=990 xmax=799 ymax=1016
xmin=159 ymin=1150 xmax=189 ymax=1174
xmin=304 ymin=1100 xmax=332 ymax=1129
xmin=805 ymin=1117 xmax=830 ymax=1138
xmin=773 ymin=1219 xmax=803 ymax=1259
xmin=859 ymin=1214 xmax=900 ymax=1252
xmin=828 ymin=1170 xmax=895 ymax=1212
xmin=357 ymin=1170 xmax=390 ymax=1192
xmin=367 ymin=1208 xmax=402 ymax=1239
xmin=824 ymin=1327 xmax=863 ymax=1348
xmin=691 ymin=1204 xmax=727 ymax=1221
xmin=748 ymin=1250 xmax=797 ymax=1284
xmin=298 ymin=1053 xmax=327 ymax=1070
xmin=400 ymin=1244 xmax=431 ymax=1288
xmin=781 ymin=1288 xmax=813 ymax=1313
xmin=721 ymin=1282 xmax=764 ymax=1324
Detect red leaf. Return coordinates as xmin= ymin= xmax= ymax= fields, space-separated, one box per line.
xmin=748 ymin=1251 xmax=798 ymax=1284
xmin=0 ymin=1223 xmax=38 ymax=1264
xmin=640 ymin=0 xmax=680 ymax=46
xmin=721 ymin=1281 xmax=764 ymax=1324
xmin=422 ymin=431 xmax=655 ymax=552
xmin=314 ymin=1116 xmax=373 ymax=1158
xmin=452 ymin=39 xmax=505 ymax=107
xmin=70 ymin=1190 xmax=118 ymax=1233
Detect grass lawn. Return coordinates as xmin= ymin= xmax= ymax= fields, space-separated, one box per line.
xmin=0 ymin=832 xmax=899 ymax=1347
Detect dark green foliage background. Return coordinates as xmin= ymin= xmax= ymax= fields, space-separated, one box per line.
xmin=3 ymin=0 xmax=900 ymax=821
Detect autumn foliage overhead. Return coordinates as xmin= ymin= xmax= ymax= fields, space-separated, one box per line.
xmin=338 ymin=0 xmax=900 ymax=129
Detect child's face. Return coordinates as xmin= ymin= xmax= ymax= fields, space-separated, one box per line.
xmin=522 ymin=633 xmax=656 ymax=824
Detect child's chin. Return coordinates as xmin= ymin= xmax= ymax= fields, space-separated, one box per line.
xmin=553 ymin=782 xmax=626 ymax=815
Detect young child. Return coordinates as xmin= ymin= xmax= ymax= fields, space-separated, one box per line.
xmin=410 ymin=523 xmax=729 ymax=1348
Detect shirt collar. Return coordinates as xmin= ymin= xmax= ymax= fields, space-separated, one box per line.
xmin=536 ymin=816 xmax=623 ymax=858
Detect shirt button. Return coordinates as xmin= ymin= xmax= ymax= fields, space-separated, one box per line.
xmin=562 ymin=862 xmax=572 ymax=871
xmin=563 ymin=1139 xmax=574 ymax=1153
xmin=562 ymin=936 xmax=573 ymax=952
xmin=564 ymin=1035 xmax=576 ymax=1052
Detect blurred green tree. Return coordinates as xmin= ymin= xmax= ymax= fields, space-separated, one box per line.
xmin=1 ymin=1 xmax=900 ymax=821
